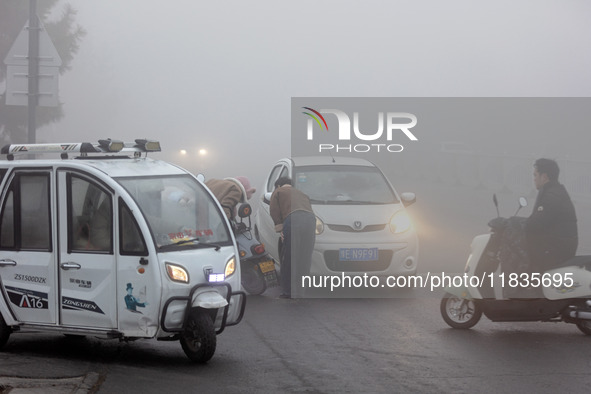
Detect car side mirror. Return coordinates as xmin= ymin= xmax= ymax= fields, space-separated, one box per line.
xmin=519 ymin=197 xmax=527 ymax=208
xmin=196 ymin=173 xmax=205 ymax=183
xmin=263 ymin=192 xmax=272 ymax=204
xmin=400 ymin=192 xmax=416 ymax=207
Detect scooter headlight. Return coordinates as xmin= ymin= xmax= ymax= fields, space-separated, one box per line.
xmin=166 ymin=263 xmax=189 ymax=283
xmin=225 ymin=256 xmax=236 ymax=278
xmin=315 ymin=216 xmax=325 ymax=235
xmin=389 ymin=210 xmax=412 ymax=234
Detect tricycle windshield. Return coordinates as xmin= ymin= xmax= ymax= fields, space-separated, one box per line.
xmin=117 ymin=175 xmax=232 ymax=250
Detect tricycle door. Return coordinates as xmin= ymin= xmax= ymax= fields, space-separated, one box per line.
xmin=0 ymin=170 xmax=57 ymax=324
xmin=116 ymin=198 xmax=159 ymax=337
xmin=57 ymin=171 xmax=117 ymax=328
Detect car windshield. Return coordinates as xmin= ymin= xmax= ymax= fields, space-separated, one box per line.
xmin=294 ymin=165 xmax=398 ymax=204
xmin=117 ymin=175 xmax=231 ymax=250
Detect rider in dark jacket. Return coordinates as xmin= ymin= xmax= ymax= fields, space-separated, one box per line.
xmin=525 ymin=158 xmax=578 ymax=273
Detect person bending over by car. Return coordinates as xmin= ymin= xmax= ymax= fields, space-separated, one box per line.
xmin=525 ymin=158 xmax=578 ymax=273
xmin=270 ymin=177 xmax=315 ymax=299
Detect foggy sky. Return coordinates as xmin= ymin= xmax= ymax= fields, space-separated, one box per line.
xmin=39 ymin=0 xmax=591 ymax=185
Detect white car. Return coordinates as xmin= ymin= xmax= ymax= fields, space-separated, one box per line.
xmin=255 ymin=156 xmax=419 ymax=278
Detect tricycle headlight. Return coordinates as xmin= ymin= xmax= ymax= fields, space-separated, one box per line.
xmin=225 ymin=256 xmax=236 ymax=278
xmin=166 ymin=263 xmax=189 ymax=283
xmin=389 ymin=210 xmax=412 ymax=234
xmin=315 ymin=216 xmax=324 ymax=235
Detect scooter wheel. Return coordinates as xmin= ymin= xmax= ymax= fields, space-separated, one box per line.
xmin=0 ymin=314 xmax=10 ymax=349
xmin=440 ymin=293 xmax=482 ymax=329
xmin=180 ymin=309 xmax=216 ymax=363
xmin=241 ymin=264 xmax=267 ymax=295
xmin=576 ymin=320 xmax=591 ymax=336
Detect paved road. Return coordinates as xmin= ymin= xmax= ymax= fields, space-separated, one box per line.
xmin=2 ymin=288 xmax=591 ymax=393
xmin=3 ymin=176 xmax=591 ymax=393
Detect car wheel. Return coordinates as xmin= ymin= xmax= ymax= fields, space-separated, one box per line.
xmin=180 ymin=309 xmax=216 ymax=363
xmin=440 ymin=293 xmax=482 ymax=329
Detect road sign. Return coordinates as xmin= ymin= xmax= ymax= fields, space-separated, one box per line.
xmin=3 ymin=18 xmax=62 ymax=107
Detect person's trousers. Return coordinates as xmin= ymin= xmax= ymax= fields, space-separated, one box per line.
xmin=280 ymin=210 xmax=316 ymax=297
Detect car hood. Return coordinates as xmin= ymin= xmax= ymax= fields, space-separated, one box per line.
xmin=311 ymin=202 xmax=403 ymax=228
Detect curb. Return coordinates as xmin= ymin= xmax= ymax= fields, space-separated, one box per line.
xmin=0 ymin=372 xmax=100 ymax=394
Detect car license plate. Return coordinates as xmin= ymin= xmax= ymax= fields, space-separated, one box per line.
xmin=339 ymin=248 xmax=379 ymax=261
xmin=258 ymin=260 xmax=276 ymax=273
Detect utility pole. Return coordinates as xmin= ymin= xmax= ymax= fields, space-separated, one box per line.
xmin=4 ymin=0 xmax=62 ymax=145
xmin=27 ymin=0 xmax=40 ymax=144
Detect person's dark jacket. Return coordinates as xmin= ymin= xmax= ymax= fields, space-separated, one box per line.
xmin=525 ymin=180 xmax=578 ymax=272
xmin=269 ymin=185 xmax=314 ymax=233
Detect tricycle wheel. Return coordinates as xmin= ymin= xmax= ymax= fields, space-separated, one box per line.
xmin=241 ymin=263 xmax=266 ymax=295
xmin=0 ymin=314 xmax=10 ymax=349
xmin=180 ymin=309 xmax=216 ymax=363
xmin=440 ymin=293 xmax=482 ymax=329
xmin=576 ymin=320 xmax=591 ymax=335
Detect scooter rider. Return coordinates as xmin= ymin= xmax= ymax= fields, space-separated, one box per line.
xmin=525 ymin=158 xmax=578 ymax=273
xmin=205 ymin=176 xmax=256 ymax=220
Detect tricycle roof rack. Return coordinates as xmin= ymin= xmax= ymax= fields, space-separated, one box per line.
xmin=1 ymin=139 xmax=161 ymax=160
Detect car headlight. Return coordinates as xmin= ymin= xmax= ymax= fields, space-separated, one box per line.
xmin=389 ymin=210 xmax=412 ymax=234
xmin=166 ymin=263 xmax=189 ymax=283
xmin=315 ymin=216 xmax=325 ymax=235
xmin=225 ymin=256 xmax=236 ymax=278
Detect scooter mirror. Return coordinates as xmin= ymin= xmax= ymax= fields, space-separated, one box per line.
xmin=493 ymin=193 xmax=500 ymax=217
xmin=238 ymin=203 xmax=252 ymax=218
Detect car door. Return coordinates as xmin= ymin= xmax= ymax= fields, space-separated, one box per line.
xmin=0 ymin=169 xmax=57 ymax=325
xmin=57 ymin=170 xmax=117 ymax=328
xmin=257 ymin=162 xmax=289 ymax=260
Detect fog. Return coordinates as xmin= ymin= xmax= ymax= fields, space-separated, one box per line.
xmin=30 ymin=1 xmax=591 ymax=269
xmin=39 ymin=1 xmax=591 ymax=175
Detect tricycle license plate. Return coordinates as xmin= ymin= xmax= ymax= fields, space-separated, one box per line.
xmin=339 ymin=248 xmax=378 ymax=261
xmin=259 ymin=260 xmax=276 ymax=273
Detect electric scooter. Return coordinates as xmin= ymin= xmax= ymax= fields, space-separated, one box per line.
xmin=234 ymin=203 xmax=279 ymax=295
xmin=440 ymin=195 xmax=591 ymax=335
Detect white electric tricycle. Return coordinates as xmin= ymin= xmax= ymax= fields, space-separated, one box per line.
xmin=0 ymin=139 xmax=245 ymax=363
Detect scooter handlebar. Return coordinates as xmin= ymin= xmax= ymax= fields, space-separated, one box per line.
xmin=488 ymin=217 xmax=508 ymax=230
xmin=488 ymin=216 xmax=528 ymax=231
